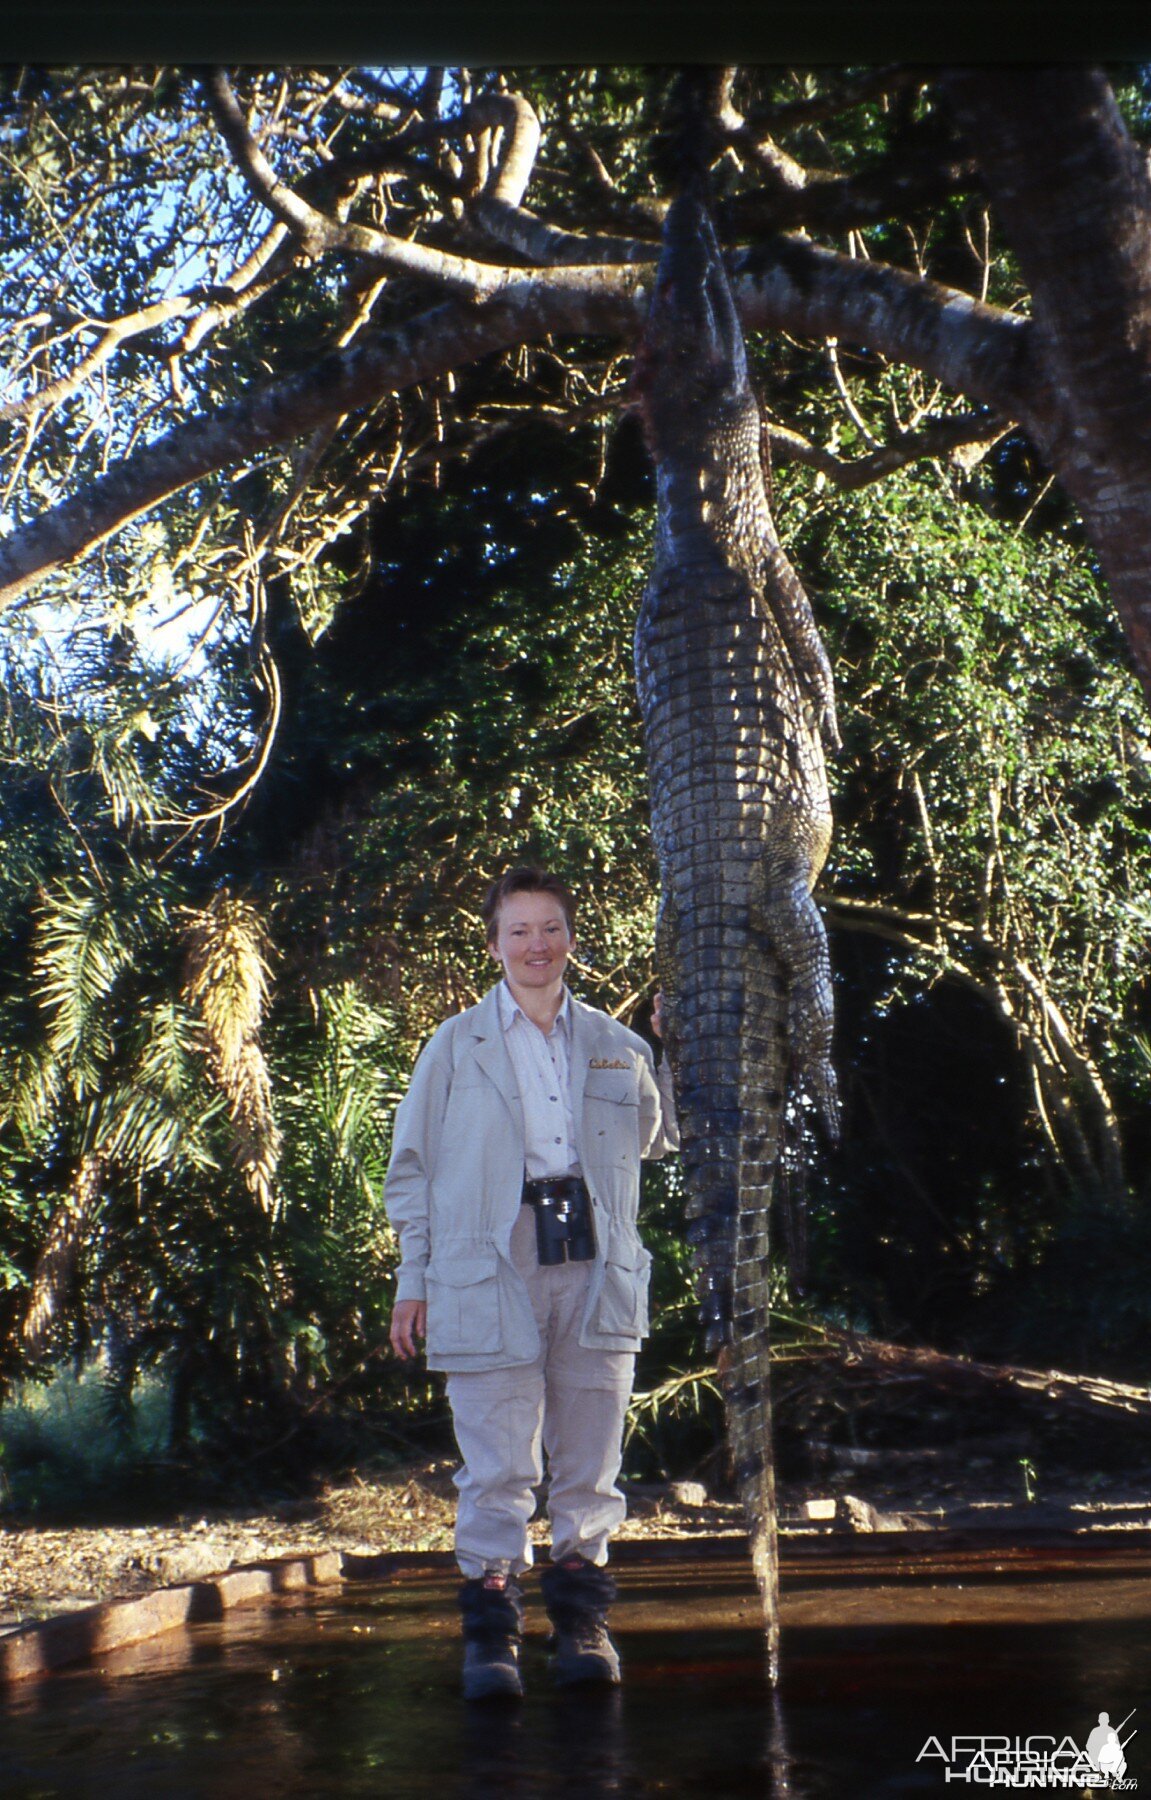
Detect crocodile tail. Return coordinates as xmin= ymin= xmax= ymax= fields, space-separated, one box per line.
xmin=726 ymin=1173 xmax=781 ymax=1684
xmin=662 ymin=886 xmax=789 ymax=1682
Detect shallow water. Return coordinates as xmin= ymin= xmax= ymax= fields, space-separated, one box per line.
xmin=2 ymin=1549 xmax=1147 ymax=1797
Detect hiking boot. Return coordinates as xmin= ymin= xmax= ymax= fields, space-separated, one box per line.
xmin=540 ymin=1555 xmax=621 ymax=1687
xmin=458 ymin=1572 xmax=525 ymax=1701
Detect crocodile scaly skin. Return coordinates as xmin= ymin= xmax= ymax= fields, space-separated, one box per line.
xmin=633 ymin=187 xmax=840 ymax=1676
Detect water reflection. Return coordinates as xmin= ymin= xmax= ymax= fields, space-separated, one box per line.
xmin=459 ymin=1688 xmax=632 ymax=1800
xmin=2 ymin=1553 xmax=1149 ymax=1798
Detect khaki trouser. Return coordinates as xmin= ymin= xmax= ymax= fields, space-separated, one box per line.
xmin=446 ymin=1203 xmax=636 ymax=1578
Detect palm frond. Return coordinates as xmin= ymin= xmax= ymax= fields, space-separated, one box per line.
xmin=0 ymin=1046 xmax=64 ymax=1142
xmin=182 ymin=894 xmax=281 ymax=1211
xmin=277 ymin=982 xmax=404 ymax=1215
xmin=22 ymin=1151 xmax=105 ymax=1358
xmin=311 ymin=983 xmax=403 ymax=1199
xmin=625 ymin=1366 xmax=722 ymax=1447
xmin=31 ymin=880 xmax=137 ymax=1093
xmin=88 ymin=730 xmax=169 ymax=831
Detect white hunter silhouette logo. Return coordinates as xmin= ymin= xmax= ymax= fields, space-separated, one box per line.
xmin=1087 ymin=1710 xmax=1135 ymax=1784
xmin=916 ymin=1703 xmax=1137 ymax=1785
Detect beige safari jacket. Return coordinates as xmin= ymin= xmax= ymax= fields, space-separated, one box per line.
xmin=383 ymin=984 xmax=678 ymax=1372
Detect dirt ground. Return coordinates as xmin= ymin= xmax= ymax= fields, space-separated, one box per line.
xmin=0 ymin=1461 xmax=742 ymax=1631
xmin=4 ymin=1433 xmax=1151 ymax=1634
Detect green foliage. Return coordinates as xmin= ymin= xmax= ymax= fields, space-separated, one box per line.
xmin=3 ymin=417 xmax=1151 ymax=1470
xmin=762 ymin=443 xmax=1151 ymax=1365
xmin=271 ymin=981 xmax=407 ymax=1380
xmin=278 ymin=496 xmax=660 ymax=1041
xmin=32 ymin=879 xmax=141 ymax=1094
xmin=794 ymin=449 xmax=1151 ymax=1095
xmin=0 ymin=1366 xmax=170 ymax=1517
xmin=0 ymin=625 xmax=415 ymax=1459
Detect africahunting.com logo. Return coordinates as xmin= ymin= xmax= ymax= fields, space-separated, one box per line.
xmin=917 ymin=1707 xmax=1137 ymax=1788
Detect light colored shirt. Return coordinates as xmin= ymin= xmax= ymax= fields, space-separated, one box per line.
xmin=498 ymin=980 xmax=581 ymax=1179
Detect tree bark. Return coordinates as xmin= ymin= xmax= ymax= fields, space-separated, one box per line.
xmin=943 ymin=67 xmax=1151 ymax=700
xmin=815 ymin=1327 xmax=1151 ymax=1425
xmin=21 ymin=1152 xmax=105 ymax=1359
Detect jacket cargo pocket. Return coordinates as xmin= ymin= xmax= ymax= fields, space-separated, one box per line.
xmin=425 ymin=1248 xmax=502 ymax=1355
xmin=594 ymin=1227 xmax=652 ymax=1339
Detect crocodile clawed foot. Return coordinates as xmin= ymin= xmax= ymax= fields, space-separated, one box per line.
xmin=792 ymin=1053 xmax=840 ymax=1145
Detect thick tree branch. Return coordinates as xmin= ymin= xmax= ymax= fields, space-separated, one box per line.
xmin=736 ymin=236 xmax=1037 ymax=422
xmin=720 ymin=141 xmax=975 ymax=235
xmin=470 ymin=199 xmax=656 ymax=267
xmin=0 ymin=233 xmax=1039 ymax=608
xmin=707 ymin=68 xmax=809 ymax=192
xmin=201 ymin=67 xmax=338 ymax=257
xmin=200 ymin=68 xmax=529 ymax=299
xmin=464 ymin=93 xmax=541 ymax=207
xmin=0 ymin=276 xmax=651 ymax=609
xmin=464 ymin=87 xmax=656 ymax=265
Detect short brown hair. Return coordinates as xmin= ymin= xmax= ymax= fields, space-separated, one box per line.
xmin=482 ymin=867 xmax=577 ymax=943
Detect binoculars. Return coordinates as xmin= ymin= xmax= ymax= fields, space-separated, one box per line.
xmin=523 ymin=1177 xmax=596 ymax=1265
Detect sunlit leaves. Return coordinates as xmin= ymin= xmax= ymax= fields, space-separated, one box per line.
xmin=787 ymin=447 xmax=1151 ymax=1126
xmin=32 ymin=879 xmax=139 ymax=1095
xmin=182 ymin=894 xmax=280 ymax=1212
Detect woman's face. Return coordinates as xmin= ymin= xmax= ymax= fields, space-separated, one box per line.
xmin=488 ymin=889 xmax=573 ymax=994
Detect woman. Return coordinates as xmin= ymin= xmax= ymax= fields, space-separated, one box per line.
xmin=384 ymin=866 xmax=677 ymax=1699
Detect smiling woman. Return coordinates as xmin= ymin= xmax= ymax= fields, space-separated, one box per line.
xmin=486 ymin=881 xmax=575 ymax=1011
xmin=383 ymin=863 xmax=677 ymax=1700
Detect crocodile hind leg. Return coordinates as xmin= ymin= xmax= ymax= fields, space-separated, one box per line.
xmin=758 ymin=542 xmax=840 ymax=752
xmin=751 ymin=871 xmax=840 ymax=1141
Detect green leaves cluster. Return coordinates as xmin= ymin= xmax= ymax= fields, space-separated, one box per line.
xmin=799 ymin=457 xmax=1151 ymax=1082
xmin=0 ymin=655 xmax=411 ymax=1461
xmin=308 ymin=514 xmax=659 ymax=1040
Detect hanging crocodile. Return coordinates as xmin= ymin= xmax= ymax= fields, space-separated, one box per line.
xmin=632 ymin=181 xmax=840 ymax=1679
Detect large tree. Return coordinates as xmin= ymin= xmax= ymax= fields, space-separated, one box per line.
xmin=3 ymin=64 xmax=1151 ymax=705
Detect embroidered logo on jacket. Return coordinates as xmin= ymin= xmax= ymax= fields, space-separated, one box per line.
xmin=589 ymin=1057 xmax=631 ymax=1070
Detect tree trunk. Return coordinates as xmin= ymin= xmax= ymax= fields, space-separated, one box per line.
xmin=944 ymin=67 xmax=1151 ymax=701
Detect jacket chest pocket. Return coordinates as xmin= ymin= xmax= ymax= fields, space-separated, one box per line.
xmin=425 ymin=1247 xmax=503 ymax=1355
xmin=585 ymin=1075 xmax=640 ymax=1166
xmin=584 ymin=1072 xmax=638 ymax=1108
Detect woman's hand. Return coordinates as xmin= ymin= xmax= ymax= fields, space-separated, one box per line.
xmin=389 ymin=1298 xmax=427 ymax=1360
xmin=652 ymin=989 xmax=664 ymax=1039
